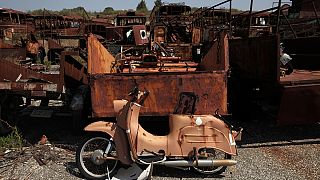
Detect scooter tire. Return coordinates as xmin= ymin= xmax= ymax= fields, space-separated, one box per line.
xmin=76 ymin=136 xmax=119 ymax=179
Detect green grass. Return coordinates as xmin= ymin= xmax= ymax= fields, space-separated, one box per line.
xmin=0 ymin=125 xmax=23 ymax=152
xmin=44 ymin=60 xmax=52 ymax=71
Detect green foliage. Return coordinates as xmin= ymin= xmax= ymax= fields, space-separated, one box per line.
xmin=28 ymin=9 xmax=58 ymax=15
xmin=191 ymin=7 xmax=200 ymax=12
xmin=28 ymin=4 xmax=152 ymax=18
xmin=231 ymin=8 xmax=241 ymax=12
xmin=0 ymin=126 xmax=23 ymax=152
xmin=28 ymin=6 xmax=93 ymax=19
xmin=100 ymin=7 xmax=128 ymax=15
xmin=103 ymin=7 xmax=114 ymax=15
xmin=44 ymin=60 xmax=52 ymax=71
xmin=136 ymin=0 xmax=148 ymax=13
xmin=59 ymin=6 xmax=86 ymax=16
xmin=154 ymin=0 xmax=162 ymax=7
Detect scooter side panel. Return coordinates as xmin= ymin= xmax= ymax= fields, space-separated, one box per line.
xmin=177 ymin=125 xmax=237 ymax=156
xmin=167 ymin=115 xmax=237 ymax=156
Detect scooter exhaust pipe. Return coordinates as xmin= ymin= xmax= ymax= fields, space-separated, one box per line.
xmin=159 ymin=159 xmax=237 ymax=167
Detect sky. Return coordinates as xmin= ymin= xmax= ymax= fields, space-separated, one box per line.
xmin=0 ymin=0 xmax=281 ymax=12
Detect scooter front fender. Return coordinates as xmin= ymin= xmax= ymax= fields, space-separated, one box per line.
xmin=84 ymin=121 xmax=115 ymax=138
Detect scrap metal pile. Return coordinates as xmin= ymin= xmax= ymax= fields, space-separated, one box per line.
xmin=0 ymin=0 xmax=319 ymax=135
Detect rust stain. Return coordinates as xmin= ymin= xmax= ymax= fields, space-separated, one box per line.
xmin=263 ymin=146 xmax=316 ymax=179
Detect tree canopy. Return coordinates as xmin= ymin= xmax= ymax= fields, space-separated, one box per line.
xmin=136 ymin=0 xmax=148 ymax=13
xmin=28 ymin=1 xmax=158 ymax=18
xmin=154 ymin=0 xmax=162 ymax=7
xmin=103 ymin=7 xmax=115 ymax=15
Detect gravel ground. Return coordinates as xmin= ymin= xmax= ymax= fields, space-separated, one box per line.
xmin=0 ymin=115 xmax=319 ymax=180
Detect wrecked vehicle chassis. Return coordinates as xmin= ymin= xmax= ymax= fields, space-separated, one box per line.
xmin=87 ymin=32 xmax=229 ymax=118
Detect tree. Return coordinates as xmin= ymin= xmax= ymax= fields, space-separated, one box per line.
xmin=60 ymin=6 xmax=85 ymax=16
xmin=103 ymin=7 xmax=114 ymax=15
xmin=154 ymin=0 xmax=162 ymax=7
xmin=136 ymin=0 xmax=148 ymax=13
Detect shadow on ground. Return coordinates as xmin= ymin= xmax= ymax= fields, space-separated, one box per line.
xmin=151 ymin=165 xmax=226 ymax=178
xmin=64 ymin=161 xmax=84 ymax=179
xmin=230 ymin=116 xmax=320 ymax=146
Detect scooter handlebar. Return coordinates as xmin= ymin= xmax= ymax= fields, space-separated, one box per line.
xmin=128 ymin=86 xmax=149 ymax=105
xmin=138 ymin=90 xmax=150 ymax=105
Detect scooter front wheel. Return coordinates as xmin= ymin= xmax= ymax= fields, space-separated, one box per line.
xmin=76 ymin=136 xmax=118 ymax=179
xmin=193 ymin=148 xmax=231 ymax=175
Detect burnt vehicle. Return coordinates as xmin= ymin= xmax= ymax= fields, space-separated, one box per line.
xmin=149 ymin=3 xmax=194 ymax=61
xmin=229 ymin=36 xmax=320 ymax=126
xmin=0 ymin=8 xmax=87 ymax=41
xmin=0 ymin=8 xmax=35 ymax=45
xmin=227 ymin=0 xmax=320 ymax=126
xmin=232 ymin=11 xmax=272 ymax=37
xmin=32 ymin=13 xmax=84 ymax=38
xmin=83 ymin=0 xmax=234 ymax=122
xmin=87 ymin=27 xmax=229 ymax=118
xmin=229 ymin=0 xmax=320 ymax=125
xmin=86 ymin=11 xmax=151 ymax=68
xmin=269 ymin=0 xmax=320 ymax=38
xmin=149 ymin=1 xmax=235 ymax=64
xmin=76 ymin=86 xmax=242 ymax=179
xmin=0 ymin=37 xmax=88 ymax=129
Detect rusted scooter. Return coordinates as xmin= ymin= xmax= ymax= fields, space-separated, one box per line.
xmin=76 ymin=86 xmax=242 ymax=179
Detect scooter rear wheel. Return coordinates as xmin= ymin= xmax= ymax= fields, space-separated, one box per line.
xmin=193 ymin=148 xmax=231 ymax=175
xmin=76 ymin=136 xmax=118 ymax=179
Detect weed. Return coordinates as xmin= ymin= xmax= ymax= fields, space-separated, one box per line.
xmin=44 ymin=60 xmax=52 ymax=71
xmin=0 ymin=120 xmax=23 ymax=152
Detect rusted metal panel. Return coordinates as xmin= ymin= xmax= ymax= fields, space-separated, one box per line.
xmin=192 ymin=27 xmax=201 ymax=44
xmin=48 ymin=39 xmax=63 ymax=50
xmin=87 ymin=34 xmax=115 ymax=74
xmin=0 ymin=60 xmax=62 ymax=92
xmin=0 ymin=39 xmax=14 ymax=48
xmin=60 ymin=51 xmax=88 ymax=85
xmin=1 ymin=50 xmax=89 ymax=95
xmin=31 ymin=91 xmax=46 ymax=97
xmin=57 ymin=28 xmax=81 ymax=36
xmin=0 ymin=82 xmax=58 ymax=91
xmin=280 ymin=70 xmax=320 ymax=85
xmin=132 ymin=25 xmax=148 ymax=45
xmin=0 ymin=24 xmax=35 ymax=38
xmin=153 ymin=26 xmax=166 ymax=43
xmin=0 ymin=48 xmax=26 ymax=62
xmin=199 ymin=32 xmax=229 ymax=71
xmin=90 ymin=72 xmax=228 ymax=117
xmin=277 ymin=84 xmax=320 ymax=125
xmin=169 ymin=44 xmax=192 ymax=61
xmin=229 ymin=36 xmax=280 ymax=83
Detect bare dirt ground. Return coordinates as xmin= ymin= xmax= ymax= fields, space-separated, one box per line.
xmin=0 ymin=111 xmax=319 ymax=180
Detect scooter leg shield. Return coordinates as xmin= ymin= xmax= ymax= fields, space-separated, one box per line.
xmin=84 ymin=121 xmax=115 ymax=137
